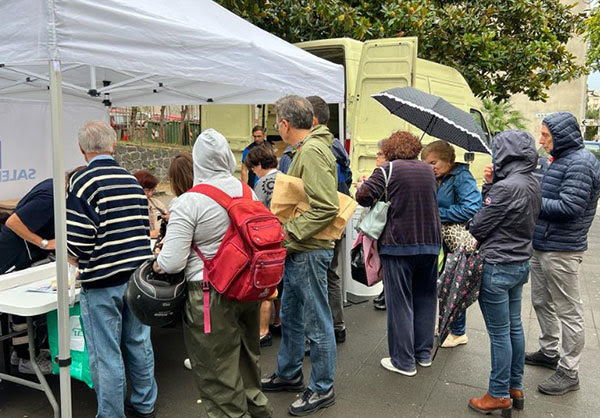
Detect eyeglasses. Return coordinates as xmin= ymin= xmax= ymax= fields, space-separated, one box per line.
xmin=376 ymin=152 xmax=383 ymax=157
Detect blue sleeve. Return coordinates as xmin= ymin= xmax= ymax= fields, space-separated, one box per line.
xmin=439 ymin=171 xmax=482 ymax=223
xmin=278 ymin=154 xmax=292 ymax=174
xmin=15 ymin=197 xmax=53 ymax=233
xmin=242 ymin=147 xmax=250 ymax=163
xmin=541 ymin=160 xmax=595 ymax=221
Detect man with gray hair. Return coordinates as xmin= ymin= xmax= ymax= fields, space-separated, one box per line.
xmin=261 ymin=96 xmax=339 ymax=416
xmin=67 ymin=121 xmax=157 ymax=417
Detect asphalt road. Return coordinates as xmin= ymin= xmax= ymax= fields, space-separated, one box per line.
xmin=1 ymin=215 xmax=599 ymax=417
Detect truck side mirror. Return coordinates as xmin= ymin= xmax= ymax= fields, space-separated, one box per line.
xmin=464 ymin=152 xmax=475 ymax=162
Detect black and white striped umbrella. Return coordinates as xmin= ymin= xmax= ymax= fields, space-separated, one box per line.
xmin=372 ymin=87 xmax=491 ymax=154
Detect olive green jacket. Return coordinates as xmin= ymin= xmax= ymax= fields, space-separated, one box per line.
xmin=284 ymin=124 xmax=339 ymax=252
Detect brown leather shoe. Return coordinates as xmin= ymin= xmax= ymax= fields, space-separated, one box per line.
xmin=509 ymin=389 xmax=524 ymax=410
xmin=468 ymin=393 xmax=512 ymax=417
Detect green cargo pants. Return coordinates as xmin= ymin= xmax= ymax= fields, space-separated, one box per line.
xmin=183 ymin=281 xmax=272 ymax=418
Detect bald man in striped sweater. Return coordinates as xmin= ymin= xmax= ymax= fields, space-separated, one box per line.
xmin=67 ymin=121 xmax=157 ymax=418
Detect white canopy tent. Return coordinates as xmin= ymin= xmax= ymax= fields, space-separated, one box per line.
xmin=0 ymin=1 xmax=344 ymax=417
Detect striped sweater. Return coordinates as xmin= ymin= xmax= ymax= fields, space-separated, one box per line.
xmin=66 ymin=158 xmax=152 ymax=288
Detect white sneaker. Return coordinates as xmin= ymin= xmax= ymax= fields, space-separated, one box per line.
xmin=380 ymin=358 xmax=417 ymax=377
xmin=18 ymin=356 xmax=52 ymax=375
xmin=441 ymin=334 xmax=468 ymax=348
xmin=183 ymin=358 xmax=192 ymax=370
xmin=417 ymin=359 xmax=432 ymax=367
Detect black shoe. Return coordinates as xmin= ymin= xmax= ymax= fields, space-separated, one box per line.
xmin=525 ymin=349 xmax=559 ymax=370
xmin=373 ymin=291 xmax=385 ymax=304
xmin=538 ymin=368 xmax=580 ymax=396
xmin=261 ymin=372 xmax=305 ymax=392
xmin=125 ymin=402 xmax=155 ymax=418
xmin=270 ymin=323 xmax=282 ymax=337
xmin=334 ymin=328 xmax=346 ymax=344
xmin=260 ymin=332 xmax=273 ymax=347
xmin=374 ymin=299 xmax=386 ymax=311
xmin=289 ymin=387 xmax=335 ymax=416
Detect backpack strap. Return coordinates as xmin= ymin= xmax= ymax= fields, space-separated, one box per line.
xmin=192 ymin=244 xmax=212 ymax=334
xmin=189 ymin=183 xmax=253 ymax=208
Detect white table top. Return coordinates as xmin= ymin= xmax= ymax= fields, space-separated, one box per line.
xmin=0 ymin=263 xmax=79 ymax=316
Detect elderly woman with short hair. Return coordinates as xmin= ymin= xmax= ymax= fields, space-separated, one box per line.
xmin=356 ymin=131 xmax=442 ymax=377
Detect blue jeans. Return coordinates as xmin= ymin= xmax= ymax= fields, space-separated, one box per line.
xmin=478 ymin=261 xmax=529 ymax=398
xmin=451 ymin=312 xmax=466 ymax=336
xmin=80 ymin=283 xmax=158 ymax=418
xmin=276 ymin=249 xmax=336 ymax=393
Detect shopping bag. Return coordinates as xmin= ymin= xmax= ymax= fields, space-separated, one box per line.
xmin=271 ymin=173 xmax=358 ymax=241
xmin=47 ymin=303 xmax=93 ymax=388
xmin=357 ymin=162 xmax=393 ymax=240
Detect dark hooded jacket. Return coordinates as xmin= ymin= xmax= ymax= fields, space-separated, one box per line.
xmin=468 ymin=130 xmax=541 ymax=264
xmin=533 ymin=112 xmax=600 ymax=252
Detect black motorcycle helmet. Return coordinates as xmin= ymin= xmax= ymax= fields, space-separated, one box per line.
xmin=126 ymin=258 xmax=186 ymax=326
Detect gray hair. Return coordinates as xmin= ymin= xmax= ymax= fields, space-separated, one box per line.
xmin=78 ymin=121 xmax=116 ymax=153
xmin=274 ymin=95 xmax=314 ymax=130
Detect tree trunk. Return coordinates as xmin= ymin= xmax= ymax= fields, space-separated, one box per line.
xmin=159 ymin=106 xmax=166 ymax=143
xmin=179 ymin=105 xmax=189 ymax=145
xmin=129 ymin=106 xmax=138 ymax=142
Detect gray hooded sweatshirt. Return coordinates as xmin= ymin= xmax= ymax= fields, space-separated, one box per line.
xmin=157 ymin=129 xmax=252 ymax=282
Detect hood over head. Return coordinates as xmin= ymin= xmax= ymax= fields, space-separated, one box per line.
xmin=192 ymin=129 xmax=236 ymax=184
xmin=542 ymin=112 xmax=584 ymax=158
xmin=492 ymin=130 xmax=538 ymax=181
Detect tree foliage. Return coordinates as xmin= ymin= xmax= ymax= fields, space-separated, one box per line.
xmin=217 ymin=0 xmax=586 ymax=102
xmin=482 ymin=98 xmax=528 ymax=134
xmin=587 ymin=6 xmax=600 ymax=73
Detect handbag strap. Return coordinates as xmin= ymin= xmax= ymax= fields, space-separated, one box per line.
xmin=378 ymin=161 xmax=393 ymax=202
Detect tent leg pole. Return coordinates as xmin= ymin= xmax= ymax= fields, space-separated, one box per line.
xmin=49 ymin=59 xmax=73 ymax=418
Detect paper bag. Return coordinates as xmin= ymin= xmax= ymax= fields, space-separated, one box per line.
xmin=271 ymin=173 xmax=358 ymax=241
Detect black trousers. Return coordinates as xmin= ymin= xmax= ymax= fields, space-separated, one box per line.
xmin=381 ymin=254 xmax=438 ymax=371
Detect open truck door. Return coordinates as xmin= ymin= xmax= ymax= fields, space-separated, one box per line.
xmin=349 ymin=37 xmax=418 ymax=181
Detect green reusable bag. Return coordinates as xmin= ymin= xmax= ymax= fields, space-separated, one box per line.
xmin=357 ymin=162 xmax=393 ymax=240
xmin=47 ymin=303 xmax=93 ymax=388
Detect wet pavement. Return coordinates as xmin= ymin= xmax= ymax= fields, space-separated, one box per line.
xmin=1 ymin=215 xmax=599 ymax=417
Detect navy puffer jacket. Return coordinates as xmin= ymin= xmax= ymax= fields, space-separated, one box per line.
xmin=533 ymin=112 xmax=600 ymax=252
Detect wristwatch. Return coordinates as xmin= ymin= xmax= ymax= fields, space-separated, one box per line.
xmin=40 ymin=239 xmax=49 ymax=249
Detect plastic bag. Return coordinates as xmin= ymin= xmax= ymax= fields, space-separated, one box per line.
xmin=47 ymin=303 xmax=93 ymax=388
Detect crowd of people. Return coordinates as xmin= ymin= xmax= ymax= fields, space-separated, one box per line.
xmin=0 ymin=96 xmax=599 ymax=418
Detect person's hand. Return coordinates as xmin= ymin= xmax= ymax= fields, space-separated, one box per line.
xmin=152 ymin=261 xmax=164 ymax=274
xmin=483 ymin=164 xmax=493 ymax=184
xmin=46 ymin=239 xmax=56 ymax=250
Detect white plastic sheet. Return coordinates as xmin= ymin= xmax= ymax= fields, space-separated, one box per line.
xmin=0 ymin=98 xmax=107 ymax=200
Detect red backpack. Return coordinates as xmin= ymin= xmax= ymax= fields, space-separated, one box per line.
xmin=190 ymin=183 xmax=286 ymax=333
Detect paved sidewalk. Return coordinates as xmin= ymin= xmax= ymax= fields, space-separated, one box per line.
xmin=1 ymin=217 xmax=599 ymax=417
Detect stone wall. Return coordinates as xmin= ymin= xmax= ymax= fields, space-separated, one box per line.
xmin=114 ymin=143 xmax=185 ymax=181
